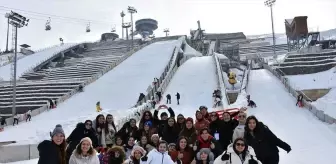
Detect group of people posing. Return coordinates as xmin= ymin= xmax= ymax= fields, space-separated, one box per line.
xmin=37 ymin=105 xmax=291 ymax=164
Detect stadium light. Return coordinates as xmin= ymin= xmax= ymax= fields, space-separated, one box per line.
xmin=5 ymin=11 xmax=29 ymax=116
xmin=120 ymin=11 xmax=125 ymax=39
xmin=128 ymin=6 xmax=137 ymax=48
xmin=264 ymin=0 xmax=276 ymax=56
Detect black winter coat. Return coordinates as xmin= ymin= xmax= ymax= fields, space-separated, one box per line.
xmin=116 ymin=121 xmax=138 ymax=142
xmin=153 ymin=107 xmax=175 ymax=135
xmin=245 ymin=122 xmax=291 ymax=163
xmin=161 ymin=125 xmax=180 ymax=144
xmin=217 ymin=119 xmax=238 ymax=150
xmin=37 ymin=140 xmax=62 ymax=164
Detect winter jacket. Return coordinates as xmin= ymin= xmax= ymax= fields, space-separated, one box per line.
xmin=161 ymin=125 xmax=180 ymax=144
xmin=139 ymin=111 xmax=159 ymax=130
xmin=210 ymin=118 xmax=238 ymax=150
xmin=153 ymin=108 xmax=175 ymax=133
xmin=179 ymin=128 xmax=197 ymax=144
xmin=195 ymin=118 xmax=210 ymax=133
xmin=124 ymin=145 xmax=134 ymax=159
xmin=213 ymin=144 xmax=261 ymax=164
xmin=105 ymin=124 xmax=116 ymax=145
xmin=141 ymin=149 xmax=175 ymax=164
xmin=195 ymin=136 xmax=222 ymax=158
xmin=37 ymin=140 xmax=63 ymax=164
xmin=170 ymin=149 xmax=194 ymax=164
xmin=245 ymin=122 xmax=291 ymax=164
xmin=124 ymin=157 xmax=141 ymax=164
xmin=102 ymin=146 xmax=126 ymax=164
xmin=232 ymin=124 xmax=245 ymax=142
xmin=66 ymin=123 xmax=99 ymax=162
xmin=116 ymin=121 xmax=138 ymax=143
xmin=69 ymin=149 xmax=99 ymax=164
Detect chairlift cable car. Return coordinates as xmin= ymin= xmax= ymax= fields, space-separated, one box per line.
xmin=45 ymin=17 xmax=51 ymax=31
xmin=111 ymin=25 xmax=116 ymax=32
xmin=86 ymin=22 xmax=91 ymax=33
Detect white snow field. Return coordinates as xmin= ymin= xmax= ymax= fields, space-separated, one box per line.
xmin=0 ymin=40 xmax=180 ymax=144
xmin=285 ymin=67 xmax=336 ymax=90
xmin=312 ymin=88 xmax=336 ymax=119
xmin=157 ymin=56 xmax=217 ymax=116
xmin=247 ymin=69 xmax=336 ymax=164
xmin=1 ymin=158 xmax=39 ymax=164
xmin=0 ymin=43 xmax=77 ymax=81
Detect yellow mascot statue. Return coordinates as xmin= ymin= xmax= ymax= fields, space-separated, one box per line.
xmin=96 ymin=101 xmax=102 ymax=112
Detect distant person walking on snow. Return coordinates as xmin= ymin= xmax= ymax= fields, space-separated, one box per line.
xmin=166 ymin=94 xmax=171 ymax=104
xmin=176 ymin=92 xmax=180 ymax=105
xmin=13 ymin=113 xmax=19 ymax=126
xmin=26 ymin=109 xmax=32 ymax=122
xmin=156 ymin=91 xmax=162 ymax=102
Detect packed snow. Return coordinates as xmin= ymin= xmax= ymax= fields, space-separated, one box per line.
xmin=285 ymin=67 xmax=336 ymax=90
xmin=247 ymin=69 xmax=336 ymax=164
xmin=0 ymin=158 xmax=39 ymax=164
xmin=183 ymin=42 xmax=202 ymax=57
xmin=312 ymin=88 xmax=336 ymax=119
xmin=0 ymin=43 xmax=77 ymax=81
xmin=0 ymin=40 xmax=180 ymax=144
xmin=0 ymin=53 xmax=24 ymax=67
xmin=157 ymin=56 xmax=217 ymax=117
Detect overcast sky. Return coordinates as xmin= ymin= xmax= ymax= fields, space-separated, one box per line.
xmin=0 ymin=0 xmax=335 ymax=50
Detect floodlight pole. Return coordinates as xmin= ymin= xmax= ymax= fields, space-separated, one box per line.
xmin=6 ymin=17 xmax=9 ymax=52
xmin=265 ymin=0 xmax=276 ymax=57
xmin=6 ymin=11 xmax=29 ymax=116
xmin=120 ymin=11 xmax=125 ymax=39
xmin=128 ymin=6 xmax=137 ymax=49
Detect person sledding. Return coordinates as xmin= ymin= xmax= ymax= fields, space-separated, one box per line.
xmin=296 ymin=94 xmax=304 ymax=107
xmin=96 ymin=101 xmax=102 ymax=112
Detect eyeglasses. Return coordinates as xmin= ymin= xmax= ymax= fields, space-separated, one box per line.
xmin=236 ymin=143 xmax=245 ymax=147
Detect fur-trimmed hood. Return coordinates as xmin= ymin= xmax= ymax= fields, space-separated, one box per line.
xmin=108 ymin=146 xmax=126 ymax=160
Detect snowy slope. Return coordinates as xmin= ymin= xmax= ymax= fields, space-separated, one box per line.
xmin=285 ymin=67 xmax=336 ymax=90
xmin=312 ymin=88 xmax=336 ymax=119
xmin=0 ymin=53 xmax=24 ymax=67
xmin=157 ymin=56 xmax=217 ymax=117
xmin=0 ymin=40 xmax=180 ymax=144
xmin=0 ymin=43 xmax=77 ymax=81
xmin=1 ymin=159 xmax=39 ymax=164
xmin=247 ymin=69 xmax=336 ymax=164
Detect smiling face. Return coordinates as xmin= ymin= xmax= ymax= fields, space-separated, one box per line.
xmin=158 ymin=143 xmax=167 ymax=153
xmin=235 ymin=140 xmax=246 ymax=153
xmin=168 ymin=118 xmax=174 ymax=126
xmin=141 ymin=136 xmax=147 ymax=144
xmin=223 ymin=113 xmax=231 ymax=122
xmin=106 ymin=115 xmax=113 ymax=123
xmin=248 ymin=119 xmax=257 ymax=130
xmin=179 ymin=138 xmax=187 ymax=150
xmin=98 ymin=116 xmax=105 ymax=124
xmin=128 ymin=137 xmax=135 ymax=146
xmin=200 ymin=152 xmax=208 ymax=161
xmin=134 ymin=150 xmax=142 ymax=159
xmin=81 ymin=140 xmax=91 ymax=153
xmin=52 ymin=133 xmax=64 ymax=145
xmin=85 ymin=121 xmax=92 ymax=130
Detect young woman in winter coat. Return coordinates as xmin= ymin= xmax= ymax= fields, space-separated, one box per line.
xmin=170 ymin=136 xmax=195 ymax=164
xmin=124 ymin=146 xmax=146 ymax=164
xmin=195 ymin=111 xmax=210 ymax=134
xmin=38 ymin=124 xmax=67 ymax=164
xmin=153 ymin=107 xmax=175 ymax=135
xmin=102 ymin=146 xmax=126 ymax=164
xmin=179 ymin=117 xmax=197 ymax=145
xmin=115 ymin=135 xmax=124 ymax=146
xmin=213 ymin=138 xmax=262 ymax=164
xmin=92 ymin=114 xmax=106 ymax=147
xmin=105 ymin=114 xmax=117 ymax=147
xmin=66 ymin=121 xmax=99 ymax=163
xmin=161 ymin=117 xmax=180 ymax=144
xmin=176 ymin=114 xmax=186 ymax=132
xmin=140 ymin=140 xmax=175 ymax=164
xmin=69 ymin=137 xmax=99 ymax=164
xmin=117 ymin=119 xmax=138 ymax=143
xmin=194 ymin=128 xmax=222 ymax=158
xmin=244 ymin=116 xmax=291 ymax=164
xmin=199 ymin=106 xmax=210 ymax=121
xmin=136 ymin=121 xmax=157 ymax=141
xmin=232 ymin=111 xmax=247 ymax=142
xmin=138 ymin=111 xmax=159 ymax=130
xmin=124 ymin=136 xmax=136 ymax=159
xmin=196 ymin=148 xmax=215 ymax=164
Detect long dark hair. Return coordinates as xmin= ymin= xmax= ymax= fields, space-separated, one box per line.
xmin=95 ymin=114 xmax=105 ymax=131
xmin=105 ymin=114 xmax=117 ymax=134
xmin=53 ymin=138 xmax=67 ymax=164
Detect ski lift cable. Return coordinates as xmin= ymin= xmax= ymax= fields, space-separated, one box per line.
xmin=0 ymin=6 xmax=115 ymax=25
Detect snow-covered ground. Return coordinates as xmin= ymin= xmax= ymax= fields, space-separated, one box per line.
xmin=183 ymin=42 xmax=202 ymax=56
xmin=0 ymin=40 xmax=180 ymax=144
xmin=266 ymin=53 xmax=287 ymax=65
xmin=312 ymin=88 xmax=336 ymax=120
xmin=285 ymin=67 xmax=336 ymax=90
xmin=247 ymin=69 xmax=336 ymax=164
xmin=156 ymin=56 xmax=217 ymax=117
xmin=0 ymin=43 xmax=77 ymax=81
xmin=1 ymin=158 xmax=39 ymax=164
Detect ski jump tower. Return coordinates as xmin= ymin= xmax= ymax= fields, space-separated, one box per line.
xmin=285 ymin=16 xmax=320 ymax=51
xmin=135 ymin=18 xmax=158 ymax=39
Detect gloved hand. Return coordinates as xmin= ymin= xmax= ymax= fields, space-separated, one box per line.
xmin=141 ymin=156 xmax=148 ymax=161
xmin=221 ymin=153 xmax=230 ymax=161
xmin=248 ymin=158 xmax=258 ymax=164
xmin=287 ymin=147 xmax=292 ymax=153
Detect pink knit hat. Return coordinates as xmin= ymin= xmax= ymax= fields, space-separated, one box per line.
xmin=131 ymin=146 xmax=146 ymax=156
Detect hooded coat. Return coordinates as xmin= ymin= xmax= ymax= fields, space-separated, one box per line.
xmin=140 ymin=149 xmax=175 ymax=164
xmin=102 ymin=146 xmax=126 ymax=164
xmin=37 ymin=140 xmax=63 ymax=164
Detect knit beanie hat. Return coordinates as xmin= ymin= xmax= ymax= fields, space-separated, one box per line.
xmin=144 ymin=121 xmax=152 ymax=127
xmin=131 ymin=146 xmax=146 ymax=157
xmin=51 ymin=124 xmax=65 ymax=137
xmin=151 ymin=134 xmax=159 ymax=140
xmin=80 ymin=137 xmax=93 ymax=146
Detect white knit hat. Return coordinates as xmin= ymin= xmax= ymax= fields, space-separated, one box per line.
xmin=80 ymin=137 xmax=93 ymax=147
xmin=131 ymin=146 xmax=146 ymax=157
